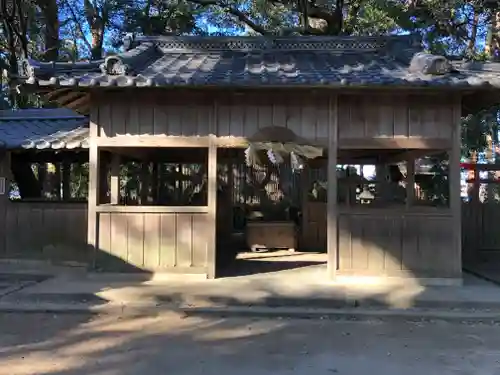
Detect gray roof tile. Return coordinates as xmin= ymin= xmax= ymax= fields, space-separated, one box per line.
xmin=0 ymin=108 xmax=89 ymax=150
xmin=16 ymin=35 xmax=500 ymax=89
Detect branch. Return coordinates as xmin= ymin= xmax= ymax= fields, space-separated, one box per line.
xmin=63 ymin=0 xmax=92 ymax=53
xmin=226 ymin=6 xmax=269 ymax=34
xmin=187 ymin=0 xmax=270 ymax=35
xmin=270 ymin=0 xmax=340 ymax=34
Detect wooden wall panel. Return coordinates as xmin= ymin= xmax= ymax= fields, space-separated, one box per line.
xmin=462 ymin=202 xmax=500 ymax=256
xmin=97 ymin=91 xmax=214 ymax=138
xmin=1 ymin=203 xmax=88 ymax=262
xmin=95 ymin=91 xmax=456 ymax=145
xmin=95 ymin=91 xmax=331 ymax=142
xmin=338 ymin=212 xmax=458 ymax=277
xmin=96 ymin=212 xmax=209 ymax=272
xmin=302 ymin=202 xmax=459 ymax=278
xmin=301 ymin=202 xmax=326 ymax=251
xmin=216 ymin=94 xmax=330 ymax=141
xmin=338 ymin=94 xmax=454 ymax=141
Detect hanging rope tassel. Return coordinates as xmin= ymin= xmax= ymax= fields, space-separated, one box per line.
xmin=244 ymin=143 xmax=261 ymax=167
xmin=290 ymin=151 xmax=303 ymax=171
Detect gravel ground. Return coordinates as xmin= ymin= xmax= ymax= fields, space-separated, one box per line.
xmin=0 ymin=312 xmax=500 ymax=375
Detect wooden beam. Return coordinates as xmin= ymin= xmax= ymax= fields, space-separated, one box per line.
xmin=339 ymin=137 xmax=452 ymax=150
xmin=52 ymin=91 xmax=84 ymax=106
xmin=95 ymin=205 xmax=209 ymax=213
xmin=65 ymin=95 xmax=90 ymax=111
xmin=327 ymin=95 xmax=338 ymax=280
xmin=96 ymin=136 xmax=211 ymax=148
xmin=338 ymin=206 xmax=452 ymax=216
xmin=96 ymin=135 xmax=452 ymax=151
xmin=382 ymin=149 xmax=443 ymax=164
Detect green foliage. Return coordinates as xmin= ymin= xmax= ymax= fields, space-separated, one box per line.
xmin=461 ymin=106 xmax=500 ymax=158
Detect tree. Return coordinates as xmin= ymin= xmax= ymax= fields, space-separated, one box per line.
xmin=120 ymin=0 xmax=202 ymax=38
xmin=60 ymin=0 xmax=128 ymax=59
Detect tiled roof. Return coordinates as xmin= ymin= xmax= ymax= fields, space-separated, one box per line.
xmin=17 ymin=34 xmax=500 ymax=90
xmin=0 ymin=108 xmax=89 ymax=150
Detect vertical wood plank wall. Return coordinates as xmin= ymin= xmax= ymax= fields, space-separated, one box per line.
xmin=338 ymin=95 xmax=454 ymax=141
xmin=0 ymin=202 xmax=88 ymax=262
xmin=462 ymin=203 xmax=500 ymax=260
xmin=96 ymin=91 xmax=455 ymax=143
xmin=303 ymin=203 xmax=459 ymax=278
xmin=92 ymin=91 xmax=217 ymax=274
xmin=0 ymin=155 xmax=88 ymax=263
xmin=96 ymin=212 xmax=209 ymax=272
xmin=338 ymin=212 xmax=457 ymax=277
xmin=96 ymin=91 xmax=331 ymax=141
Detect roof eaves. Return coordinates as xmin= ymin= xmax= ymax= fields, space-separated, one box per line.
xmin=21 ymin=126 xmax=89 ymax=150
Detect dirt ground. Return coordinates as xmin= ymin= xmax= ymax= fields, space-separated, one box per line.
xmin=0 ymin=311 xmax=500 ymax=375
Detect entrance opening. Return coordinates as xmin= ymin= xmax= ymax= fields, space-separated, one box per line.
xmin=215 ymin=148 xmax=327 ymax=277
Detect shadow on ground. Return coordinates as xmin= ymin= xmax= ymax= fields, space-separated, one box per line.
xmin=2 ymin=307 xmax=500 ymax=375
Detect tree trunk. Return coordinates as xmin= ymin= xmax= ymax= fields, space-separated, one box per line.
xmin=486 ymin=10 xmax=500 ymax=60
xmin=466 ymin=9 xmax=479 ymax=57
xmin=90 ymin=25 xmax=105 ymax=60
xmin=84 ymin=0 xmax=107 ymax=60
xmin=37 ymin=0 xmax=60 ymax=61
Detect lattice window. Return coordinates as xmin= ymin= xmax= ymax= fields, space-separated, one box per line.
xmin=157 ymin=38 xmax=388 ymax=52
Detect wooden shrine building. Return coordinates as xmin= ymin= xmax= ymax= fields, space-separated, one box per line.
xmin=0 ymin=108 xmax=88 ymax=262
xmin=14 ymin=34 xmax=500 ymax=283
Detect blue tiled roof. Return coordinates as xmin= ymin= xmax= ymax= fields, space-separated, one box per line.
xmin=0 ymin=108 xmax=89 ymax=149
xmin=17 ymin=35 xmax=500 ymax=90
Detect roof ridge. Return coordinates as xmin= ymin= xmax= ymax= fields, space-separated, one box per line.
xmin=124 ymin=33 xmax=422 ymax=53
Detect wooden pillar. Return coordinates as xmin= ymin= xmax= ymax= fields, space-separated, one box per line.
xmin=207 ymin=99 xmax=218 ymax=279
xmin=87 ymin=109 xmax=99 ymax=268
xmin=207 ymin=141 xmax=217 ymax=279
xmin=300 ymin=164 xmax=309 ymax=251
xmin=227 ymin=158 xmax=234 ymax=232
xmin=327 ymin=95 xmax=338 ymax=280
xmin=450 ymin=98 xmax=462 ymax=277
